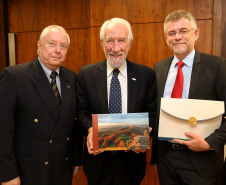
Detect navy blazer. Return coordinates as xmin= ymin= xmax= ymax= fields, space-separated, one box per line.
xmin=0 ymin=58 xmax=83 ymax=185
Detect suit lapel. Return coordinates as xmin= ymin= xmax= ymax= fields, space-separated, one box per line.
xmin=127 ymin=60 xmax=139 ymax=113
xmin=94 ymin=60 xmax=109 ymax=113
xmin=188 ymin=50 xmax=201 ymax=99
xmin=32 ymin=58 xmax=61 ymax=124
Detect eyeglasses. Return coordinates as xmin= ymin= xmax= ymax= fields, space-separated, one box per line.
xmin=165 ymin=28 xmax=194 ymax=38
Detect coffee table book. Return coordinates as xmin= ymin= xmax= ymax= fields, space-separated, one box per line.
xmin=92 ymin=113 xmax=150 ymax=152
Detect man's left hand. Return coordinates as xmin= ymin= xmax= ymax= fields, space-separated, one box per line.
xmin=173 ymin=132 xmax=211 ymax=152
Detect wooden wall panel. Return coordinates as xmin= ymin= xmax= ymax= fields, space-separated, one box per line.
xmin=90 ymin=0 xmax=213 ymax=26
xmin=0 ymin=0 xmax=8 ymax=71
xmin=15 ymin=32 xmax=40 ymax=64
xmin=7 ymin=0 xmax=90 ymax=33
xmin=4 ymin=0 xmax=225 ymax=185
xmin=221 ymin=0 xmax=226 ymax=57
xmin=64 ymin=29 xmax=91 ymax=73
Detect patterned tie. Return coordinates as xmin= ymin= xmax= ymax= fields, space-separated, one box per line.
xmin=171 ymin=61 xmax=185 ymax=98
xmin=109 ymin=69 xmax=122 ymax=113
xmin=50 ymin=71 xmax=62 ymax=107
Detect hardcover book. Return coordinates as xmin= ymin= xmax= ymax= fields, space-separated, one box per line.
xmin=92 ymin=113 xmax=150 ymax=151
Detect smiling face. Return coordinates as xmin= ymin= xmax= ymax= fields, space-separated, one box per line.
xmin=37 ymin=28 xmax=69 ymax=71
xmin=164 ymin=18 xmax=199 ymax=60
xmin=101 ymin=23 xmax=132 ymax=68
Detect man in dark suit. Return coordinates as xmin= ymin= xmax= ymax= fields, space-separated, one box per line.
xmin=0 ymin=25 xmax=83 ymax=185
xmin=77 ymin=18 xmax=156 ymax=185
xmin=151 ymin=10 xmax=226 ymax=185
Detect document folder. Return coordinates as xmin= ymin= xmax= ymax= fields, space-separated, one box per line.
xmin=158 ymin=98 xmax=224 ymax=140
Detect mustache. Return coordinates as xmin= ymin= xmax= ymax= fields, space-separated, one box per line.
xmin=108 ymin=51 xmax=124 ymax=56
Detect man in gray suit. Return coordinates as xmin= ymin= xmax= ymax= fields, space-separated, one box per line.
xmin=0 ymin=25 xmax=83 ymax=185
xmin=151 ymin=10 xmax=226 ymax=185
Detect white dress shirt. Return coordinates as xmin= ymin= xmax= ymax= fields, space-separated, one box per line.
xmin=163 ymin=49 xmax=195 ymax=99
xmin=38 ymin=57 xmax=61 ymax=95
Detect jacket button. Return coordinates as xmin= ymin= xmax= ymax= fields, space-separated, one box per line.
xmin=49 ymin=140 xmax=53 ymax=143
xmin=45 ymin=162 xmax=49 ymax=165
xmin=34 ymin=119 xmax=38 ymax=123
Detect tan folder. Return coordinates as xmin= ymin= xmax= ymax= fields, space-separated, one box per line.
xmin=158 ymin=98 xmax=225 ymax=140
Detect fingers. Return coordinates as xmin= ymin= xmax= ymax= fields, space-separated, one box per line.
xmin=149 ymin=127 xmax=152 ymax=133
xmin=73 ymin=166 xmax=80 ymax=176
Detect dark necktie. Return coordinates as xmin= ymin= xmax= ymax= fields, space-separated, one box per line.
xmin=50 ymin=71 xmax=62 ymax=107
xmin=171 ymin=61 xmax=184 ymax=98
xmin=109 ymin=69 xmax=122 ymax=113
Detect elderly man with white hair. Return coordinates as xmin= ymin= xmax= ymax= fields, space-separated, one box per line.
xmin=77 ymin=18 xmax=156 ymax=185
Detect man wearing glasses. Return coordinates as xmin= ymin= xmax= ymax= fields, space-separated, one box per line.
xmin=151 ymin=10 xmax=226 ymax=185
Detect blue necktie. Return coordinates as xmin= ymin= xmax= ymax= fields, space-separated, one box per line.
xmin=109 ymin=69 xmax=122 ymax=113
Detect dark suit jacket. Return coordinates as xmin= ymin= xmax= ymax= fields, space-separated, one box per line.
xmin=0 ymin=58 xmax=83 ymax=185
xmin=77 ymin=59 xmax=156 ymax=184
xmin=151 ymin=50 xmax=226 ymax=178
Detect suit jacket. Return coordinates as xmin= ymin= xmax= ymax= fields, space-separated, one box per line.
xmin=77 ymin=59 xmax=156 ymax=184
xmin=0 ymin=58 xmax=83 ymax=185
xmin=151 ymin=50 xmax=226 ymax=178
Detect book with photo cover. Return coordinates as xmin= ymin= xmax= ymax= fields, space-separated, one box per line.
xmin=92 ymin=112 xmax=150 ymax=151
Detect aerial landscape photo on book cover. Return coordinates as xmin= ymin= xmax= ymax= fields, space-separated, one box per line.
xmin=92 ymin=113 xmax=150 ymax=151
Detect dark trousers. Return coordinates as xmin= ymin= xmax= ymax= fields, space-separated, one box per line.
xmin=88 ymin=151 xmax=134 ymax=185
xmin=157 ymin=141 xmax=215 ymax=185
xmin=222 ymin=159 xmax=226 ymax=185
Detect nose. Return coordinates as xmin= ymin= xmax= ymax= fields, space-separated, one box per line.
xmin=55 ymin=44 xmax=61 ymax=53
xmin=174 ymin=32 xmax=182 ymax=40
xmin=111 ymin=41 xmax=121 ymax=53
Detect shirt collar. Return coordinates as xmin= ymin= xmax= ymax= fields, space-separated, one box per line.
xmin=172 ymin=49 xmax=195 ymax=68
xmin=38 ymin=57 xmax=60 ymax=77
xmin=107 ymin=59 xmax=127 ymax=78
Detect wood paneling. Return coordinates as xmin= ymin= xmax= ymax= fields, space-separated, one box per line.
xmin=7 ymin=0 xmax=90 ymax=33
xmin=221 ymin=0 xmax=226 ymax=57
xmin=90 ymin=0 xmax=213 ymax=26
xmin=0 ymin=0 xmax=8 ymax=71
xmin=3 ymin=0 xmax=225 ymax=185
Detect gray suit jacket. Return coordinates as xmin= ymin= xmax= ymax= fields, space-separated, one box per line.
xmin=151 ymin=50 xmax=226 ymax=178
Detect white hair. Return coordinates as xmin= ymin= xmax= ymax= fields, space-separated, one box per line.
xmin=39 ymin=25 xmax=70 ymax=47
xmin=100 ymin=18 xmax=133 ymax=42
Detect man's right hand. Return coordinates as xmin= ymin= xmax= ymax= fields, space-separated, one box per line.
xmin=1 ymin=177 xmax=21 ymax=185
xmin=87 ymin=127 xmax=103 ymax=155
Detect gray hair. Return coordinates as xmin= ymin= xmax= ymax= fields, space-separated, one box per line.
xmin=39 ymin=25 xmax=70 ymax=47
xmin=100 ymin=18 xmax=133 ymax=42
xmin=164 ymin=10 xmax=197 ymax=34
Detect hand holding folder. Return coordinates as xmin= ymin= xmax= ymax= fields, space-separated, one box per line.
xmin=158 ymin=98 xmax=225 ymax=140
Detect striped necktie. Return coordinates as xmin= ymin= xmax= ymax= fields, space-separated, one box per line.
xmin=50 ymin=71 xmax=62 ymax=107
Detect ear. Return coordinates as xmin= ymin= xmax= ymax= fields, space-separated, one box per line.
xmin=128 ymin=40 xmax=133 ymax=51
xmin=194 ymin=29 xmax=200 ymax=41
xmin=37 ymin=40 xmax=42 ymax=51
xmin=100 ymin=40 xmax=104 ymax=50
xmin=164 ymin=34 xmax=168 ymax=42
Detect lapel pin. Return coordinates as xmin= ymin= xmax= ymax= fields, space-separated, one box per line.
xmin=67 ymin=86 xmax=71 ymax=88
xmin=132 ymin=78 xmax=136 ymax=81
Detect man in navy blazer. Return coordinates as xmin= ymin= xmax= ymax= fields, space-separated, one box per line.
xmin=77 ymin=18 xmax=156 ymax=185
xmin=151 ymin=10 xmax=226 ymax=185
xmin=0 ymin=25 xmax=83 ymax=185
